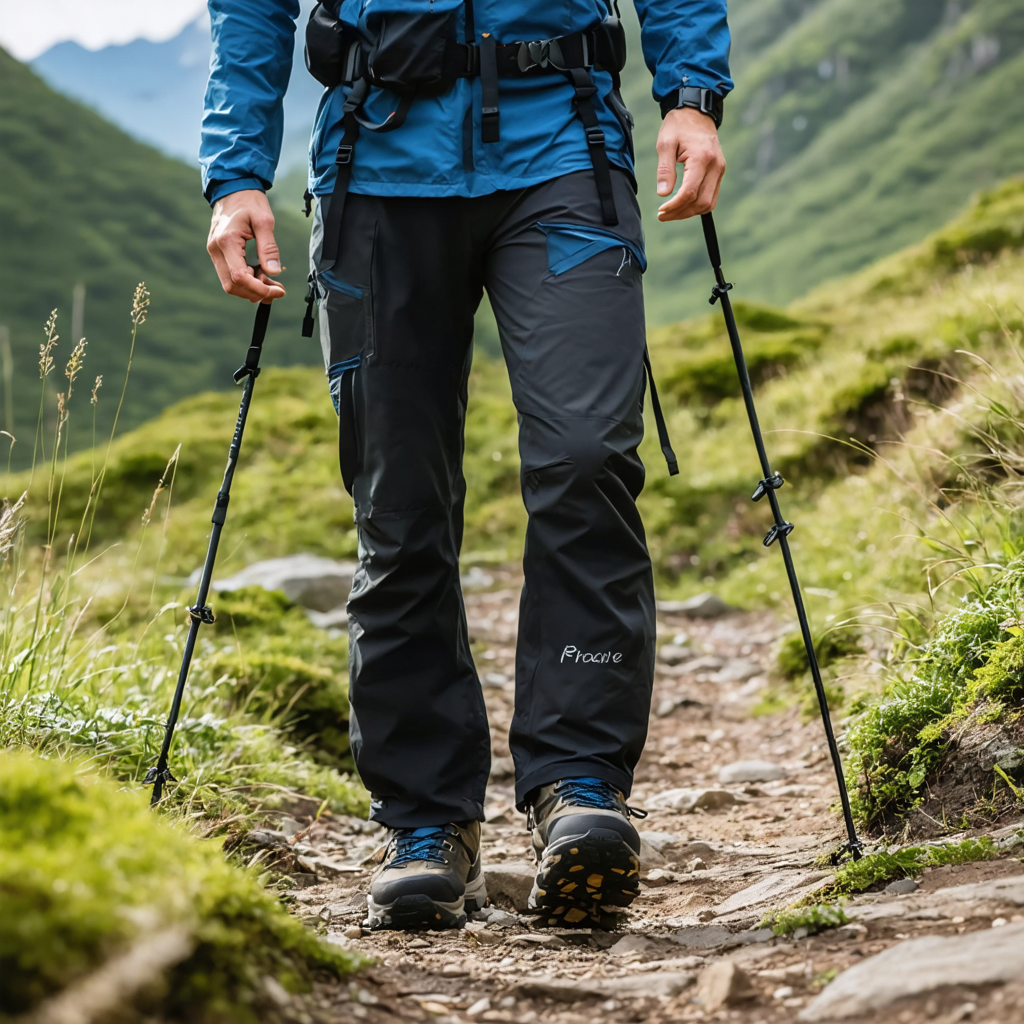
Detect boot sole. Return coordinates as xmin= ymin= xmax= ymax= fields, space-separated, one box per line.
xmin=365 ymin=871 xmax=487 ymax=931
xmin=529 ymin=827 xmax=640 ymax=927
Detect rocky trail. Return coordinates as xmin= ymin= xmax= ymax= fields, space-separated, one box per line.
xmin=255 ymin=571 xmax=1024 ymax=1024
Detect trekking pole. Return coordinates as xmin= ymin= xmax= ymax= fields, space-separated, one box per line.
xmin=698 ymin=213 xmax=862 ymax=862
xmin=145 ymin=299 xmax=272 ymax=806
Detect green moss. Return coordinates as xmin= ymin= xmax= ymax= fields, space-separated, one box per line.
xmin=777 ymin=628 xmax=863 ymax=680
xmin=0 ymin=750 xmax=364 ymax=1021
xmin=845 ymin=559 xmax=1024 ymax=829
xmin=828 ymin=837 xmax=997 ymax=896
xmin=761 ymin=902 xmax=849 ymax=937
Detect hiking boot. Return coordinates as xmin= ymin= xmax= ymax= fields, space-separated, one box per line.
xmin=527 ymin=777 xmax=644 ymax=927
xmin=366 ymin=822 xmax=486 ymax=931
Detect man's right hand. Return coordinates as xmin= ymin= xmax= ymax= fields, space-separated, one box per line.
xmin=207 ymin=189 xmax=287 ymax=303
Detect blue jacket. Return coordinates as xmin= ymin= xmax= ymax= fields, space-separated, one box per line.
xmin=201 ymin=0 xmax=732 ymax=204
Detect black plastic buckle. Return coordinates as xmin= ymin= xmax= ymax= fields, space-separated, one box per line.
xmin=335 ymin=144 xmax=354 ymax=166
xmin=143 ymin=765 xmax=178 ymax=786
xmin=752 ymin=472 xmax=784 ymax=502
xmin=763 ymin=521 xmax=795 ymax=547
xmin=232 ymin=363 xmax=260 ymax=384
xmin=188 ymin=604 xmax=216 ymax=625
xmin=585 ymin=125 xmax=605 ymax=147
xmin=709 ymin=281 xmax=733 ymax=305
xmin=698 ymin=88 xmax=714 ymax=116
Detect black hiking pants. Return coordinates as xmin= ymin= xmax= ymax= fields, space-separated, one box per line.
xmin=311 ymin=169 xmax=656 ymax=827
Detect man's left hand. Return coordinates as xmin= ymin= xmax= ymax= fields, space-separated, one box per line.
xmin=655 ymin=107 xmax=726 ymax=222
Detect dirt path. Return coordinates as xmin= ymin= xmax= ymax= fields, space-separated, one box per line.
xmin=275 ymin=572 xmax=1024 ymax=1024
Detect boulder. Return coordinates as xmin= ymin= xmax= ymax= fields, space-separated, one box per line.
xmin=718 ymin=760 xmax=787 ymax=784
xmin=657 ymin=593 xmax=733 ymax=618
xmin=799 ymin=921 xmax=1024 ymax=1020
xmin=211 ymin=554 xmax=356 ymax=612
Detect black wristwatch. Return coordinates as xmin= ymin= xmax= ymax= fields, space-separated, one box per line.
xmin=659 ymin=86 xmax=724 ymax=128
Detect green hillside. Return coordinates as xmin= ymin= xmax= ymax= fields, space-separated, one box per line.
xmin=626 ymin=0 xmax=1024 ymax=322
xmin=0 ymin=49 xmax=319 ymax=468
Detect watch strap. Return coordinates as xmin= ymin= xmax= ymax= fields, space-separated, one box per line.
xmin=659 ymin=86 xmax=724 ymax=128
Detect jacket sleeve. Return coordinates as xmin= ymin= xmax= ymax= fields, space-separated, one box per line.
xmin=631 ymin=0 xmax=733 ymax=104
xmin=200 ymin=0 xmax=302 ymax=204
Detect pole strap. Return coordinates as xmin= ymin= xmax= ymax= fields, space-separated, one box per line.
xmin=643 ymin=347 xmax=679 ymax=476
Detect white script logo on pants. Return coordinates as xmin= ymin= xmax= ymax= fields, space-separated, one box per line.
xmin=561 ymin=645 xmax=623 ymax=665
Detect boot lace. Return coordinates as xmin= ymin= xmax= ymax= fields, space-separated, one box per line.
xmin=388 ymin=826 xmax=452 ymax=867
xmin=553 ymin=777 xmax=647 ymax=818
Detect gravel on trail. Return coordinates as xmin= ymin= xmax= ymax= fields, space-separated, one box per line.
xmin=271 ymin=572 xmax=1024 ymax=1024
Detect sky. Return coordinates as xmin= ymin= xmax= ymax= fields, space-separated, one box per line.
xmin=0 ymin=0 xmax=208 ymax=61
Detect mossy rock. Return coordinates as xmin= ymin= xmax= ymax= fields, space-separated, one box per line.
xmin=0 ymin=750 xmax=363 ymax=1021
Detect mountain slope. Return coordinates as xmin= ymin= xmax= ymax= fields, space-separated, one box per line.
xmin=0 ymin=49 xmax=319 ymax=467
xmin=625 ymin=0 xmax=1024 ymax=321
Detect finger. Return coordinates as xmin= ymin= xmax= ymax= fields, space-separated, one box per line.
xmin=255 ymin=267 xmax=287 ymax=299
xmin=658 ymin=157 xmax=709 ymax=221
xmin=220 ymin=235 xmax=276 ymax=301
xmin=655 ymin=138 xmax=678 ymax=198
xmin=251 ymin=210 xmax=282 ymax=276
xmin=692 ymin=164 xmax=720 ymax=215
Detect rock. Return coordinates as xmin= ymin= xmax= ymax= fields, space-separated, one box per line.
xmin=246 ymin=829 xmax=290 ymax=849
xmin=713 ymin=659 xmax=761 ymax=683
xmin=678 ymin=655 xmax=727 ymax=674
xmin=482 ymin=671 xmax=509 ymax=688
xmin=488 ymin=755 xmax=515 ymax=781
xmin=718 ymin=760 xmax=787 ymax=784
xmin=643 ymin=867 xmax=679 ymax=887
xmin=509 ymin=934 xmax=567 ymax=950
xmin=884 ymin=877 xmax=920 ymax=895
xmin=639 ymin=831 xmax=680 ymax=852
xmin=305 ymin=606 xmax=349 ymax=630
xmin=647 ymin=788 xmax=742 ymax=813
xmin=799 ymin=921 xmax=1024 ymax=1021
xmin=657 ymin=593 xmax=733 ymax=618
xmin=639 ymin=836 xmax=667 ymax=867
xmin=466 ymin=997 xmax=491 ymax=1017
xmin=609 ymin=934 xmax=660 ymax=958
xmin=658 ymin=643 xmax=692 ymax=665
xmin=686 ymin=857 xmax=708 ymax=872
xmin=715 ymin=871 xmax=830 ymax=915
xmin=514 ymin=971 xmax=694 ymax=1002
xmin=328 ymin=892 xmax=367 ymax=917
xmin=342 ymin=925 xmax=363 ymax=939
xmin=669 ymin=925 xmax=735 ymax=949
xmin=835 ymin=923 xmax=868 ymax=941
xmin=473 ymin=930 xmax=503 ymax=945
xmin=483 ymin=863 xmax=535 ymax=912
xmin=696 ymin=961 xmax=756 ymax=1011
xmin=655 ymin=695 xmax=702 ymax=717
xmin=441 ymin=963 xmax=469 ymax=975
xmin=461 ymin=566 xmax=494 ymax=591
xmin=211 ymin=554 xmax=356 ymax=612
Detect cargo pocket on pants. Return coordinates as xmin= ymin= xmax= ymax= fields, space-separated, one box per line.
xmin=319 ymin=269 xmax=373 ymax=496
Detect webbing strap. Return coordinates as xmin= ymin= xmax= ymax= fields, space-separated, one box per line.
xmin=321 ymin=78 xmax=368 ymax=266
xmin=479 ymin=34 xmax=500 ymax=143
xmin=565 ymin=68 xmax=618 ymax=226
xmin=643 ymin=347 xmax=679 ymax=476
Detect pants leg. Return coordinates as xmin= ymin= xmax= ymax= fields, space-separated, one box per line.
xmin=483 ymin=170 xmax=657 ymax=807
xmin=312 ymin=192 xmax=493 ymax=827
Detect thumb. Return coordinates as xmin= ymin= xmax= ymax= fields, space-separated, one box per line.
xmin=656 ymin=140 xmax=678 ymax=198
xmin=252 ymin=210 xmax=282 ymax=275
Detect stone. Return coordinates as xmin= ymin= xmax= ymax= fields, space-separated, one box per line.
xmin=669 ymin=925 xmax=736 ymax=950
xmin=718 ymin=760 xmax=787 ymax=785
xmin=210 ymin=554 xmax=356 ymax=612
xmin=461 ymin=566 xmax=494 ymax=591
xmin=609 ymin=934 xmax=660 ymax=958
xmin=686 ymin=857 xmax=708 ymax=872
xmin=647 ymin=788 xmax=742 ymax=813
xmin=696 ymin=961 xmax=756 ymax=1011
xmin=466 ymin=997 xmax=491 ymax=1017
xmin=510 ymin=934 xmax=567 ymax=950
xmin=932 ymin=874 xmax=1024 ymax=905
xmin=329 ymin=892 xmax=368 ymax=918
xmin=643 ymin=867 xmax=679 ymax=887
xmin=884 ymin=877 xmax=920 ymax=895
xmin=513 ymin=971 xmax=694 ymax=1002
xmin=715 ymin=871 xmax=830 ymax=915
xmin=488 ymin=755 xmax=515 ymax=781
xmin=639 ymin=836 xmax=668 ymax=867
xmin=305 ymin=606 xmax=349 ymax=630
xmin=657 ymin=593 xmax=733 ymax=618
xmin=799 ymin=921 xmax=1024 ymax=1021
xmin=714 ymin=659 xmax=761 ymax=683
xmin=639 ymin=831 xmax=680 ymax=852
xmin=678 ymin=655 xmax=726 ymax=674
xmin=658 ymin=643 xmax=692 ymax=665
xmin=473 ymin=930 xmax=503 ymax=946
xmin=441 ymin=963 xmax=469 ymax=976
xmin=483 ymin=863 xmax=535 ymax=912
xmin=342 ymin=925 xmax=362 ymax=939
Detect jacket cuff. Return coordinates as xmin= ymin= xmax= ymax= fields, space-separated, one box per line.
xmin=206 ymin=176 xmax=268 ymax=206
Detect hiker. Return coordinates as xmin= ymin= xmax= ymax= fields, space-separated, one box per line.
xmin=202 ymin=0 xmax=731 ymax=930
